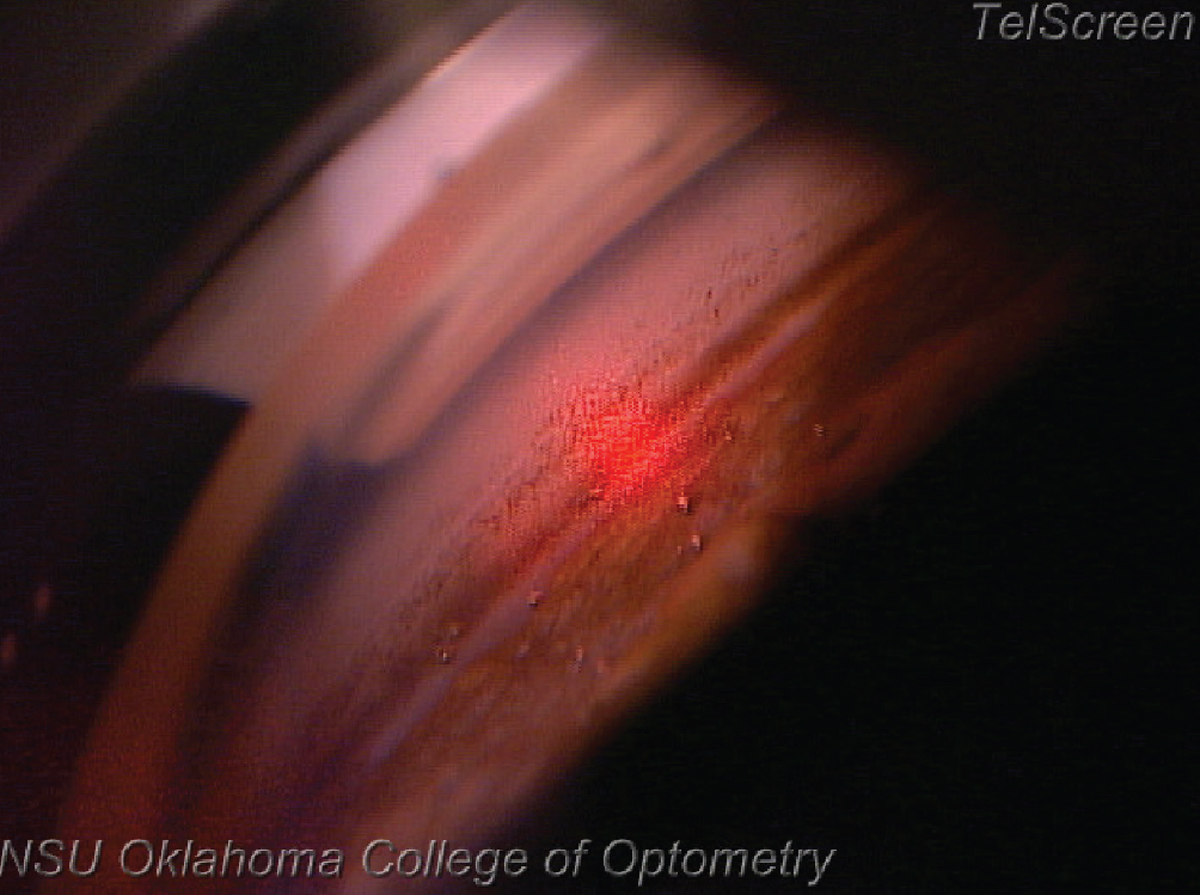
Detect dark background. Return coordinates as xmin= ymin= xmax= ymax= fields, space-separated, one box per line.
xmin=2 ymin=1 xmax=1196 ymax=891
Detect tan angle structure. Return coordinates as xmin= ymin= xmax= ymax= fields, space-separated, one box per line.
xmin=52 ymin=5 xmax=1082 ymax=893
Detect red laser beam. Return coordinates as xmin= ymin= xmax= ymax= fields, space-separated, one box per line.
xmin=569 ymin=386 xmax=686 ymax=503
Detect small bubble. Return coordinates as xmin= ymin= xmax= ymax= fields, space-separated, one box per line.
xmin=1 ymin=632 xmax=17 ymax=671
xmin=434 ymin=647 xmax=454 ymax=664
xmin=527 ymin=590 xmax=543 ymax=608
xmin=675 ymin=494 xmax=691 ymax=514
xmin=434 ymin=161 xmax=460 ymax=181
xmin=812 ymin=423 xmax=828 ymax=438
xmin=32 ymin=581 xmax=53 ymax=622
xmin=689 ymin=533 xmax=703 ymax=553
xmin=572 ymin=646 xmax=586 ymax=668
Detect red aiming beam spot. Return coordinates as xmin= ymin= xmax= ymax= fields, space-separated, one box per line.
xmin=571 ymin=388 xmax=683 ymax=503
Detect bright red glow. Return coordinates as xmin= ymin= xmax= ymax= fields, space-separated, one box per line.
xmin=571 ymin=388 xmax=681 ymax=502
